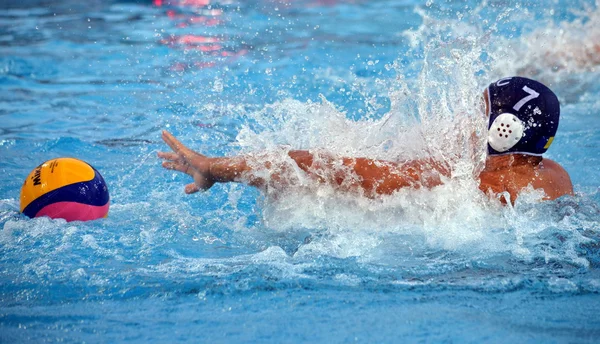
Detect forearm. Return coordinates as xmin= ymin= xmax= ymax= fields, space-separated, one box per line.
xmin=208 ymin=150 xmax=449 ymax=197
xmin=209 ymin=156 xmax=267 ymax=188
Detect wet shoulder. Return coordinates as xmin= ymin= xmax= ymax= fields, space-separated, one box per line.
xmin=478 ymin=158 xmax=574 ymax=203
xmin=536 ymin=158 xmax=574 ymax=200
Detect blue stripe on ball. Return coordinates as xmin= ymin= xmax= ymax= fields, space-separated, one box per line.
xmin=22 ymin=169 xmax=109 ymax=218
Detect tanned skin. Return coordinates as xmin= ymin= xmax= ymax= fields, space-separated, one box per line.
xmin=478 ymin=154 xmax=573 ymax=203
xmin=158 ymin=129 xmax=573 ymax=204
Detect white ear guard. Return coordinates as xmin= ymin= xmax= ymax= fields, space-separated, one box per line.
xmin=488 ymin=113 xmax=524 ymax=152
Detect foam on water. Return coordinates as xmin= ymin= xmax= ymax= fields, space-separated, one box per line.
xmin=404 ymin=0 xmax=600 ymax=100
xmin=228 ymin=27 xmax=484 ymax=252
xmin=489 ymin=1 xmax=600 ymax=82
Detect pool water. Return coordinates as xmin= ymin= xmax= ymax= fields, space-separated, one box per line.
xmin=1 ymin=0 xmax=600 ymax=342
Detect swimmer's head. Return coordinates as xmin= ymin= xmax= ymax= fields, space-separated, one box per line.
xmin=484 ymin=77 xmax=560 ymax=156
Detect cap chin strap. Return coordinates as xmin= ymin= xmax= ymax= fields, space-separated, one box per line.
xmin=485 ymin=86 xmax=492 ymax=118
xmin=487 ymin=113 xmax=524 ymax=153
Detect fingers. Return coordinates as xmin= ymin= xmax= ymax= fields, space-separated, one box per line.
xmin=162 ymin=130 xmax=194 ymax=160
xmin=162 ymin=161 xmax=191 ymax=175
xmin=160 ymin=130 xmax=214 ymax=194
xmin=161 ymin=160 xmax=203 ymax=193
xmin=161 ymin=130 xmax=180 ymax=152
xmin=185 ymin=183 xmax=201 ymax=194
xmin=157 ymin=151 xmax=180 ymax=161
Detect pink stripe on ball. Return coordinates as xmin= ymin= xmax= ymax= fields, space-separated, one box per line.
xmin=36 ymin=201 xmax=110 ymax=222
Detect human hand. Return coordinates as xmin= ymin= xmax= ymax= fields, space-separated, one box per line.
xmin=158 ymin=130 xmax=215 ymax=193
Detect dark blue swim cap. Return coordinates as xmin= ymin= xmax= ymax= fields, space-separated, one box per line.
xmin=486 ymin=77 xmax=560 ymax=156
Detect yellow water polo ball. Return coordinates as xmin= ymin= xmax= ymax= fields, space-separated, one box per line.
xmin=20 ymin=158 xmax=110 ymax=222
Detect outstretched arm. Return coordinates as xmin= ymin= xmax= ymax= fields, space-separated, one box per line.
xmin=285 ymin=150 xmax=449 ymax=196
xmin=158 ymin=131 xmax=450 ymax=197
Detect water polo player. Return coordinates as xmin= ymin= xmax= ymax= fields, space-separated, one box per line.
xmin=158 ymin=76 xmax=573 ymax=204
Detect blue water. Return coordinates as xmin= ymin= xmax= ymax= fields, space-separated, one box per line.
xmin=1 ymin=0 xmax=600 ymax=342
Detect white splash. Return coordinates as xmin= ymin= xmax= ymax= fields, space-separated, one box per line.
xmin=224 ymin=5 xmax=598 ymax=270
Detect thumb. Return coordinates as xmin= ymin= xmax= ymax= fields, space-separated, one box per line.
xmin=184 ymin=183 xmax=201 ymax=194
